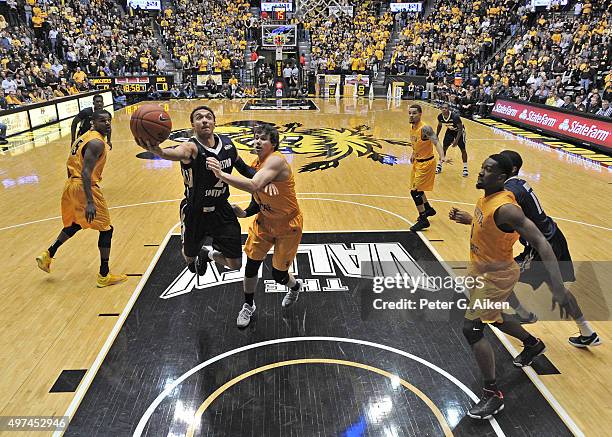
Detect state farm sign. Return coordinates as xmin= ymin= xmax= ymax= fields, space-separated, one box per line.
xmin=491 ymin=98 xmax=612 ymax=152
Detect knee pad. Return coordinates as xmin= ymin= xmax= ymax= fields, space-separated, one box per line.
xmin=272 ymin=267 xmax=290 ymax=285
xmin=411 ymin=190 xmax=424 ymax=206
xmin=244 ymin=257 xmax=262 ymax=278
xmin=98 ymin=226 xmax=114 ymax=248
xmin=463 ymin=319 xmax=485 ymax=345
xmin=63 ymin=223 xmax=82 ymax=237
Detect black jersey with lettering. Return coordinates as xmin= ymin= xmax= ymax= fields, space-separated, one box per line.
xmin=180 ymin=134 xmax=254 ymax=211
xmin=437 ymin=111 xmax=463 ymax=132
xmin=505 ymin=176 xmax=557 ymax=240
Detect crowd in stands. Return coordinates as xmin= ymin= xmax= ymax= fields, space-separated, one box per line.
xmin=157 ymin=0 xmax=252 ymax=83
xmin=306 ymin=0 xmax=393 ymax=76
xmin=389 ymin=0 xmax=523 ymax=78
xmin=0 ymin=0 xmax=165 ymax=109
xmin=428 ymin=2 xmax=611 ymax=119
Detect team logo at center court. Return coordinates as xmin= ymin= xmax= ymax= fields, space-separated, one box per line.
xmin=167 ymin=121 xmax=411 ymax=172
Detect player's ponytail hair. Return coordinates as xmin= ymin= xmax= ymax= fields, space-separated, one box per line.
xmin=254 ymin=123 xmax=280 ymax=151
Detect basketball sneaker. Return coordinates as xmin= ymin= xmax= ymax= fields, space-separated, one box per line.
xmin=97 ymin=273 xmax=128 ymax=288
xmin=462 ymin=168 xmax=469 ymax=177
xmin=467 ymin=389 xmax=504 ymax=419
xmin=513 ymin=339 xmax=546 ymax=367
xmin=568 ymin=332 xmax=601 ymax=348
xmin=36 ymin=250 xmax=53 ymax=273
xmin=410 ymin=216 xmax=430 ymax=232
xmin=516 ymin=312 xmax=538 ymax=324
xmin=436 ymin=163 xmax=443 ymax=174
xmin=195 ymin=248 xmax=210 ymax=276
xmin=237 ymin=302 xmax=256 ymax=328
xmin=282 ymin=279 xmax=302 ymax=308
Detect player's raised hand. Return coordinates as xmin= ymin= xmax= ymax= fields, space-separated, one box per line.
xmin=449 ymin=207 xmax=472 ymax=225
xmin=206 ymin=157 xmax=222 ymax=177
xmin=135 ymin=137 xmax=161 ymax=153
xmin=264 ymin=183 xmax=279 ymax=196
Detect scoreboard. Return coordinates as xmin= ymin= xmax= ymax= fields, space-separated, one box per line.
xmin=89 ymin=75 xmax=173 ymax=94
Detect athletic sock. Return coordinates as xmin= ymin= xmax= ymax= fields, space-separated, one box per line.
xmin=523 ymin=334 xmax=538 ymax=347
xmin=484 ymin=379 xmax=498 ymax=393
xmin=100 ymin=258 xmax=109 ymax=277
xmin=463 ymin=163 xmax=468 ymax=171
xmin=575 ymin=317 xmax=595 ymax=336
xmin=48 ymin=240 xmax=62 ymax=257
xmin=514 ymin=304 xmax=531 ymax=319
xmin=244 ymin=293 xmax=254 ymax=306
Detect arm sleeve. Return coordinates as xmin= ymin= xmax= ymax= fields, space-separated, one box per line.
xmin=235 ymin=156 xmax=256 ymax=178
xmin=244 ymin=197 xmax=260 ymax=217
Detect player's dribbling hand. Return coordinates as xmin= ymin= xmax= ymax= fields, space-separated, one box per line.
xmin=85 ymin=201 xmax=96 ymax=223
xmin=231 ymin=204 xmax=246 ymax=218
xmin=206 ymin=157 xmax=222 ymax=177
xmin=263 ymin=183 xmax=279 ymax=196
xmin=551 ymin=288 xmax=578 ymax=320
xmin=449 ymin=207 xmax=472 ymax=225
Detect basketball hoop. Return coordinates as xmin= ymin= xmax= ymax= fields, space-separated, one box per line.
xmin=274 ymin=35 xmax=286 ymax=61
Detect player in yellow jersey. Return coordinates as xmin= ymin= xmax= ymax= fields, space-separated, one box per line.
xmin=207 ymin=124 xmax=303 ymax=328
xmin=449 ymin=154 xmax=579 ymax=419
xmin=407 ymin=104 xmax=451 ymax=232
xmin=35 ymin=110 xmax=127 ymax=288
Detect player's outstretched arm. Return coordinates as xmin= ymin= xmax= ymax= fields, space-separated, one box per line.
xmin=135 ymin=138 xmax=196 ymax=164
xmin=497 ymin=203 xmax=574 ymax=318
xmin=208 ymin=155 xmax=282 ymax=194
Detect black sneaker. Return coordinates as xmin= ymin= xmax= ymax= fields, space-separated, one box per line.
xmin=513 ymin=339 xmax=546 ymax=367
xmin=410 ymin=216 xmax=430 ymax=232
xmin=467 ymin=389 xmax=504 ymax=419
xmin=516 ymin=312 xmax=538 ymax=324
xmin=195 ymin=247 xmax=210 ymax=276
xmin=568 ymin=332 xmax=601 ymax=348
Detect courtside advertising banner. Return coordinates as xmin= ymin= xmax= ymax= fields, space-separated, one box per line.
xmin=491 ymin=98 xmax=612 ymax=153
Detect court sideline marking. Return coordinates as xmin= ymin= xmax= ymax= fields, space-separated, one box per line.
xmin=2 ymin=192 xmax=610 ymax=232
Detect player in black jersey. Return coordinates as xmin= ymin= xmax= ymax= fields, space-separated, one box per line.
xmin=500 ymin=150 xmax=600 ymax=348
xmin=136 ymin=106 xmax=257 ymax=274
xmin=436 ymin=103 xmax=468 ymax=177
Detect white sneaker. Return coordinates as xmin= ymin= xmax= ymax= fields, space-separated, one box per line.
xmin=282 ymin=280 xmax=301 ymax=308
xmin=237 ymin=302 xmax=256 ymax=328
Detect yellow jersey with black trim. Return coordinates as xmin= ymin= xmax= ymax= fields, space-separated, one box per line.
xmin=66 ymin=130 xmax=108 ymax=184
xmin=470 ymin=190 xmax=519 ymax=273
xmin=251 ymin=151 xmax=300 ymax=220
xmin=410 ymin=121 xmax=434 ymax=160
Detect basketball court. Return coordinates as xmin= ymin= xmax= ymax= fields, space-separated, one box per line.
xmin=1 ymin=98 xmax=610 ymax=436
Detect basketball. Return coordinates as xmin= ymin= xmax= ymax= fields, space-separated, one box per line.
xmin=130 ymin=104 xmax=172 ymax=144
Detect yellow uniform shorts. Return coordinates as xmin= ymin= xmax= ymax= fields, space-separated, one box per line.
xmin=465 ymin=264 xmax=520 ymax=323
xmin=61 ymin=179 xmax=111 ymax=231
xmin=410 ymin=158 xmax=437 ymax=191
xmin=244 ymin=212 xmax=303 ymax=271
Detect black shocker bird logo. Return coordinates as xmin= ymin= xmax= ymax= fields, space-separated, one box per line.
xmin=166 ymin=120 xmax=410 ymax=172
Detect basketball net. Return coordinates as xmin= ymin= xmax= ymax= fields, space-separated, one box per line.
xmin=274 ymin=35 xmax=286 ymax=61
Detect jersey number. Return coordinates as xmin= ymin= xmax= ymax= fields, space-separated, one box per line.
xmin=70 ymin=139 xmax=84 ymax=156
